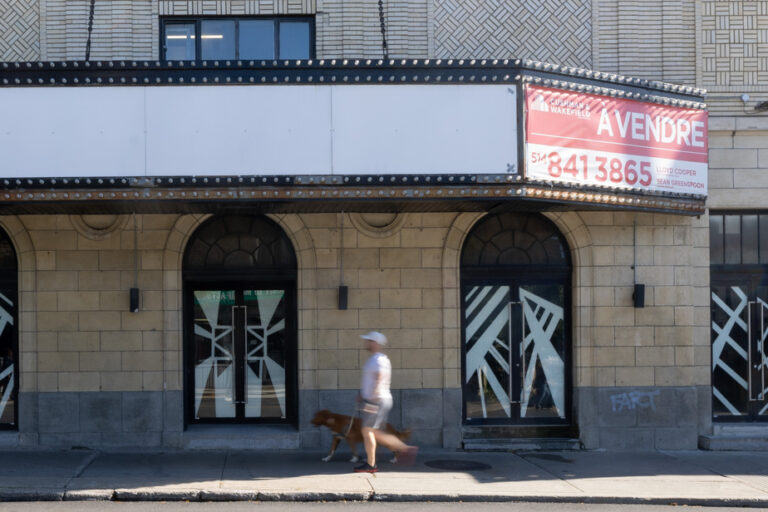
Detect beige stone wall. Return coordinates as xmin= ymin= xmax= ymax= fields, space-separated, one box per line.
xmin=567 ymin=212 xmax=708 ymax=390
xmin=17 ymin=214 xmax=177 ymax=394
xmin=10 ymin=211 xmax=706 ymax=397
xmin=299 ymin=212 xmax=452 ymax=391
xmin=708 ymin=119 xmax=768 ymax=209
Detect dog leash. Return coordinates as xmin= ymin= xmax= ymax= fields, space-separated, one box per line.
xmin=336 ymin=404 xmax=357 ymax=440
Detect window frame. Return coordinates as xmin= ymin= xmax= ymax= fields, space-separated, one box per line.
xmin=710 ymin=210 xmax=768 ymax=267
xmin=160 ymin=16 xmax=315 ymax=61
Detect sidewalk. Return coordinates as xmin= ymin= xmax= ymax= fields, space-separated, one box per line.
xmin=1 ymin=448 xmax=767 ymax=507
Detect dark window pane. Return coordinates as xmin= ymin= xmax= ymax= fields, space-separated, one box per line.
xmin=184 ymin=215 xmax=296 ymax=272
xmin=201 ymin=20 xmax=236 ymax=60
xmin=724 ymin=215 xmax=742 ymax=264
xmin=279 ymin=21 xmax=310 ymax=59
xmin=742 ymin=215 xmax=759 ymax=264
xmin=165 ymin=23 xmax=196 ymax=60
xmin=760 ymin=215 xmax=768 ymax=263
xmin=461 ymin=212 xmax=569 ymax=268
xmin=709 ymin=214 xmax=724 ymax=264
xmin=239 ymin=20 xmax=275 ymax=59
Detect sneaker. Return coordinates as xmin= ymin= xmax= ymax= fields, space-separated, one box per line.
xmin=354 ymin=462 xmax=378 ymax=473
xmin=395 ymin=446 xmax=418 ymax=466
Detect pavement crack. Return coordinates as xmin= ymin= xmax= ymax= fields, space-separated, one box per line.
xmin=219 ymin=450 xmax=230 ymax=489
xmin=64 ymin=449 xmax=100 ymax=495
xmin=516 ymin=452 xmax=586 ymax=494
xmin=662 ymin=450 xmax=768 ymax=497
xmin=72 ymin=450 xmax=99 ymax=479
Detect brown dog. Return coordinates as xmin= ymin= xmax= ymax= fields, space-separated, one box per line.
xmin=311 ymin=409 xmax=411 ymax=463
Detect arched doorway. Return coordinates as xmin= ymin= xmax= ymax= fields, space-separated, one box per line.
xmin=460 ymin=212 xmax=572 ymax=432
xmin=183 ymin=215 xmax=297 ymax=425
xmin=0 ymin=227 xmax=17 ymax=429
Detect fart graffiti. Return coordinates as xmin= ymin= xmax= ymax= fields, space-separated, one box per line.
xmin=609 ymin=390 xmax=661 ymax=412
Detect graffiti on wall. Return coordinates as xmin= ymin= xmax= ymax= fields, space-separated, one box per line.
xmin=610 ymin=390 xmax=660 ymax=412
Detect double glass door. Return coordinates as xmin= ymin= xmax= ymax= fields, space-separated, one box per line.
xmin=462 ymin=281 xmax=570 ymax=425
xmin=189 ymin=286 xmax=294 ymax=423
xmin=711 ymin=274 xmax=768 ymax=421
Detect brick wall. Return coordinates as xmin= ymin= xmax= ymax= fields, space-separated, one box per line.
xmin=0 ymin=0 xmax=40 ymax=61
xmin=433 ymin=0 xmax=591 ymax=66
xmin=594 ymin=0 xmax=696 ymax=85
xmin=41 ymin=0 xmax=155 ymax=61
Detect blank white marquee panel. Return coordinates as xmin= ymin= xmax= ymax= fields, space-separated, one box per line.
xmin=0 ymin=84 xmax=517 ymax=177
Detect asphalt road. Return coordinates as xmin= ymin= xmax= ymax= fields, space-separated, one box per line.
xmin=0 ymin=503 xmax=766 ymax=512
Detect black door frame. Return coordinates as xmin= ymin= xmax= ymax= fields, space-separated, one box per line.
xmin=460 ymin=265 xmax=573 ymax=432
xmin=183 ymin=273 xmax=298 ymax=427
xmin=711 ymin=266 xmax=768 ymax=422
xmin=0 ymin=274 xmax=18 ymax=430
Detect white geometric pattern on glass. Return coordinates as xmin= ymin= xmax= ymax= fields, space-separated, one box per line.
xmin=0 ymin=292 xmax=14 ymax=423
xmin=245 ymin=290 xmax=286 ymax=418
xmin=519 ymin=287 xmax=565 ymax=418
xmin=711 ymin=287 xmax=749 ymax=416
xmin=194 ymin=290 xmax=235 ymax=418
xmin=464 ymin=285 xmax=512 ymax=418
xmin=759 ymin=298 xmax=768 ymax=415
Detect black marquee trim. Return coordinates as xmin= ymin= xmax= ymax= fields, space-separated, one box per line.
xmin=0 ymin=174 xmax=707 ymax=201
xmin=0 ymin=58 xmax=707 ymax=109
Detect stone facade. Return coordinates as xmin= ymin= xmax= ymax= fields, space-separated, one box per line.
xmin=0 ymin=0 xmax=767 ymax=449
xmin=1 ymin=209 xmax=708 ymax=449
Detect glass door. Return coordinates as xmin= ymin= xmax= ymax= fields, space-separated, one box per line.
xmin=711 ymin=275 xmax=768 ymax=421
xmin=190 ymin=286 xmax=293 ymax=423
xmin=462 ymin=281 xmax=570 ymax=425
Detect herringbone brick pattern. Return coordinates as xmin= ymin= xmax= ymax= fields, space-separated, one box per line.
xmin=700 ymin=0 xmax=768 ymax=87
xmin=433 ymin=0 xmax=591 ymax=67
xmin=0 ymin=0 xmax=40 ymax=61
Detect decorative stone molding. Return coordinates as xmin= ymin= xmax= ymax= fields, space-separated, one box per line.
xmin=69 ymin=214 xmax=129 ymax=240
xmin=348 ymin=212 xmax=407 ymax=238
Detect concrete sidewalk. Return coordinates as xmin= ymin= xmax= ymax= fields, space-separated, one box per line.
xmin=1 ymin=448 xmax=767 ymax=507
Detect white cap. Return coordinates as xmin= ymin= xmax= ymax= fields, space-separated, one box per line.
xmin=360 ymin=331 xmax=387 ymax=346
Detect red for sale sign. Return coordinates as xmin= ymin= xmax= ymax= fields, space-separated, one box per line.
xmin=525 ymin=85 xmax=708 ymax=196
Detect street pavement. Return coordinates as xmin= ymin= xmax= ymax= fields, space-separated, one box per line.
xmin=0 ymin=448 xmax=767 ymax=507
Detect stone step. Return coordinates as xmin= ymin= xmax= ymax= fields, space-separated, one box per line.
xmin=462 ymin=425 xmax=578 ymax=440
xmin=699 ymin=434 xmax=768 ymax=451
xmin=713 ymin=424 xmax=768 ymax=436
xmin=0 ymin=431 xmax=18 ymax=447
xmin=183 ymin=424 xmax=300 ymax=450
xmin=701 ymin=424 xmax=768 ymax=451
xmin=463 ymin=437 xmax=581 ymax=451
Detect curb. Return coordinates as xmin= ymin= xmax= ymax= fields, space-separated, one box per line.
xmin=0 ymin=489 xmax=64 ymax=502
xmin=4 ymin=489 xmax=768 ymax=508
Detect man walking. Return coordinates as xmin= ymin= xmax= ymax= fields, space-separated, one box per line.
xmin=354 ymin=331 xmax=418 ymax=473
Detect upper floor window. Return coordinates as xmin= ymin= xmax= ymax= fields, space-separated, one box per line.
xmin=162 ymin=17 xmax=313 ymax=61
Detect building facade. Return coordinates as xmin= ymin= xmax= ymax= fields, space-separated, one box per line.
xmin=0 ymin=0 xmax=765 ymax=451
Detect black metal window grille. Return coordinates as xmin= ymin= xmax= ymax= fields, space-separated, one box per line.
xmin=161 ymin=17 xmax=314 ymax=61
xmin=461 ymin=212 xmax=571 ymax=269
xmin=709 ymin=212 xmax=768 ymax=266
xmin=183 ymin=215 xmax=297 ymax=274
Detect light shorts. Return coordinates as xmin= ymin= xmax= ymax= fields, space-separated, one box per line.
xmin=360 ymin=396 xmax=393 ymax=429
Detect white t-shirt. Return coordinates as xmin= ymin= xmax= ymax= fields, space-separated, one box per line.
xmin=360 ymin=352 xmax=392 ymax=401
